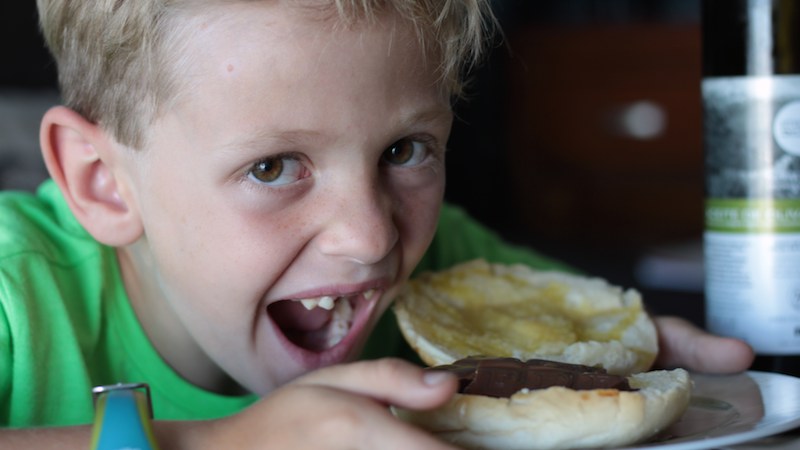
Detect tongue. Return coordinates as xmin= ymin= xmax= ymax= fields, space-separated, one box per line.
xmin=268 ymin=298 xmax=355 ymax=352
xmin=269 ymin=300 xmax=332 ymax=331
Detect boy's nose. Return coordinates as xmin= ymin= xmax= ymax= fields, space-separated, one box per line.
xmin=316 ymin=181 xmax=399 ymax=265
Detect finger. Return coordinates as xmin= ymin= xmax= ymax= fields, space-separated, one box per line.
xmin=369 ymin=415 xmax=459 ymax=450
xmin=276 ymin=383 xmax=459 ymax=449
xmin=350 ymin=400 xmax=459 ymax=450
xmin=294 ymin=358 xmax=458 ymax=410
xmin=654 ymin=316 xmax=755 ymax=374
xmin=209 ymin=384 xmax=459 ymax=450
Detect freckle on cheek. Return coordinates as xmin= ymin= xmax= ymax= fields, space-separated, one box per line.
xmin=227 ymin=64 xmax=235 ymax=73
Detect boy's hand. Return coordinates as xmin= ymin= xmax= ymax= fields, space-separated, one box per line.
xmin=654 ymin=316 xmax=755 ymax=374
xmin=199 ymin=358 xmax=459 ymax=449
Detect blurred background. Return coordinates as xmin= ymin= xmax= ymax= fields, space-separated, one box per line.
xmin=0 ymin=1 xmax=706 ymax=324
xmin=446 ymin=0 xmax=706 ymax=325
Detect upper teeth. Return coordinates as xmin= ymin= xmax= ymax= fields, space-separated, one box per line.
xmin=296 ymin=290 xmax=376 ymax=311
xmin=299 ymin=295 xmax=337 ymax=311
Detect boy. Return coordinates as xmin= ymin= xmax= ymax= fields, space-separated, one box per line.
xmin=1 ymin=0 xmax=752 ymax=448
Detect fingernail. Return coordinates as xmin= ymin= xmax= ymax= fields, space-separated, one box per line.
xmin=423 ymin=370 xmax=452 ymax=387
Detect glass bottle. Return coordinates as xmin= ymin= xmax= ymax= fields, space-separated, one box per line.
xmin=702 ymin=0 xmax=800 ymax=376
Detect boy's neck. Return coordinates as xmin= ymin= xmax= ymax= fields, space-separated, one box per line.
xmin=116 ymin=241 xmax=247 ymax=395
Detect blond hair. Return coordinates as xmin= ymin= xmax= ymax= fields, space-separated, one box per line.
xmin=37 ymin=0 xmax=496 ymax=149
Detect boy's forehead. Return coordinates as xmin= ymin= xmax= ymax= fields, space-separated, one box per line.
xmin=177 ymin=3 xmax=419 ymax=63
xmin=142 ymin=1 xmax=450 ymax=150
xmin=173 ymin=2 xmax=442 ymax=93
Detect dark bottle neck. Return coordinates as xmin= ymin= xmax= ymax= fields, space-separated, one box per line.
xmin=702 ymin=0 xmax=800 ymax=77
xmin=751 ymin=355 xmax=800 ymax=377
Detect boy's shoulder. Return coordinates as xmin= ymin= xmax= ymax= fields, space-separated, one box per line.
xmin=0 ymin=179 xmax=97 ymax=265
xmin=0 ymin=182 xmax=141 ymax=428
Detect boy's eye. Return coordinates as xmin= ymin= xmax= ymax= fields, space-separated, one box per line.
xmin=248 ymin=156 xmax=306 ymax=186
xmin=382 ymin=138 xmax=428 ymax=166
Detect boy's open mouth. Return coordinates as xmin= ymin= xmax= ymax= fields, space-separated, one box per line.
xmin=267 ymin=290 xmax=376 ymax=352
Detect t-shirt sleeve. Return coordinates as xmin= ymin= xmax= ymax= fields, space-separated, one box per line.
xmin=0 ymin=272 xmax=12 ymax=424
xmin=415 ymin=203 xmax=576 ymax=274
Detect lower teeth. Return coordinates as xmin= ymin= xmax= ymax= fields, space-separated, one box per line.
xmin=325 ymin=299 xmax=354 ymax=348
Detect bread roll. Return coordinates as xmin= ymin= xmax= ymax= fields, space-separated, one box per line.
xmin=392 ymin=260 xmax=692 ymax=449
xmin=396 ymin=368 xmax=691 ymax=450
xmin=394 ymin=259 xmax=658 ymax=375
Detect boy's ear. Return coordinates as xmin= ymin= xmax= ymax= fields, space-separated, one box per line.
xmin=40 ymin=106 xmax=143 ymax=247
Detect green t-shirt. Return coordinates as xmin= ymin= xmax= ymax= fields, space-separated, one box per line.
xmin=0 ymin=180 xmax=568 ymax=427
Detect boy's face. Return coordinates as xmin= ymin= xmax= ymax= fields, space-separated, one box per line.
xmin=114 ymin=3 xmax=451 ymax=394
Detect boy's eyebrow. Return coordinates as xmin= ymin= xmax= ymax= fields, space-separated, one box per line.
xmin=398 ymin=107 xmax=453 ymax=128
xmin=220 ymin=129 xmax=327 ymax=155
xmin=219 ymin=107 xmax=452 ymax=155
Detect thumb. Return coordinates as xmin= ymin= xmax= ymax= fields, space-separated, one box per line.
xmin=654 ymin=316 xmax=754 ymax=374
xmin=294 ymin=358 xmax=458 ymax=410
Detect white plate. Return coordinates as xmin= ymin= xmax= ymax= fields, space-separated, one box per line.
xmin=623 ymin=371 xmax=800 ymax=449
